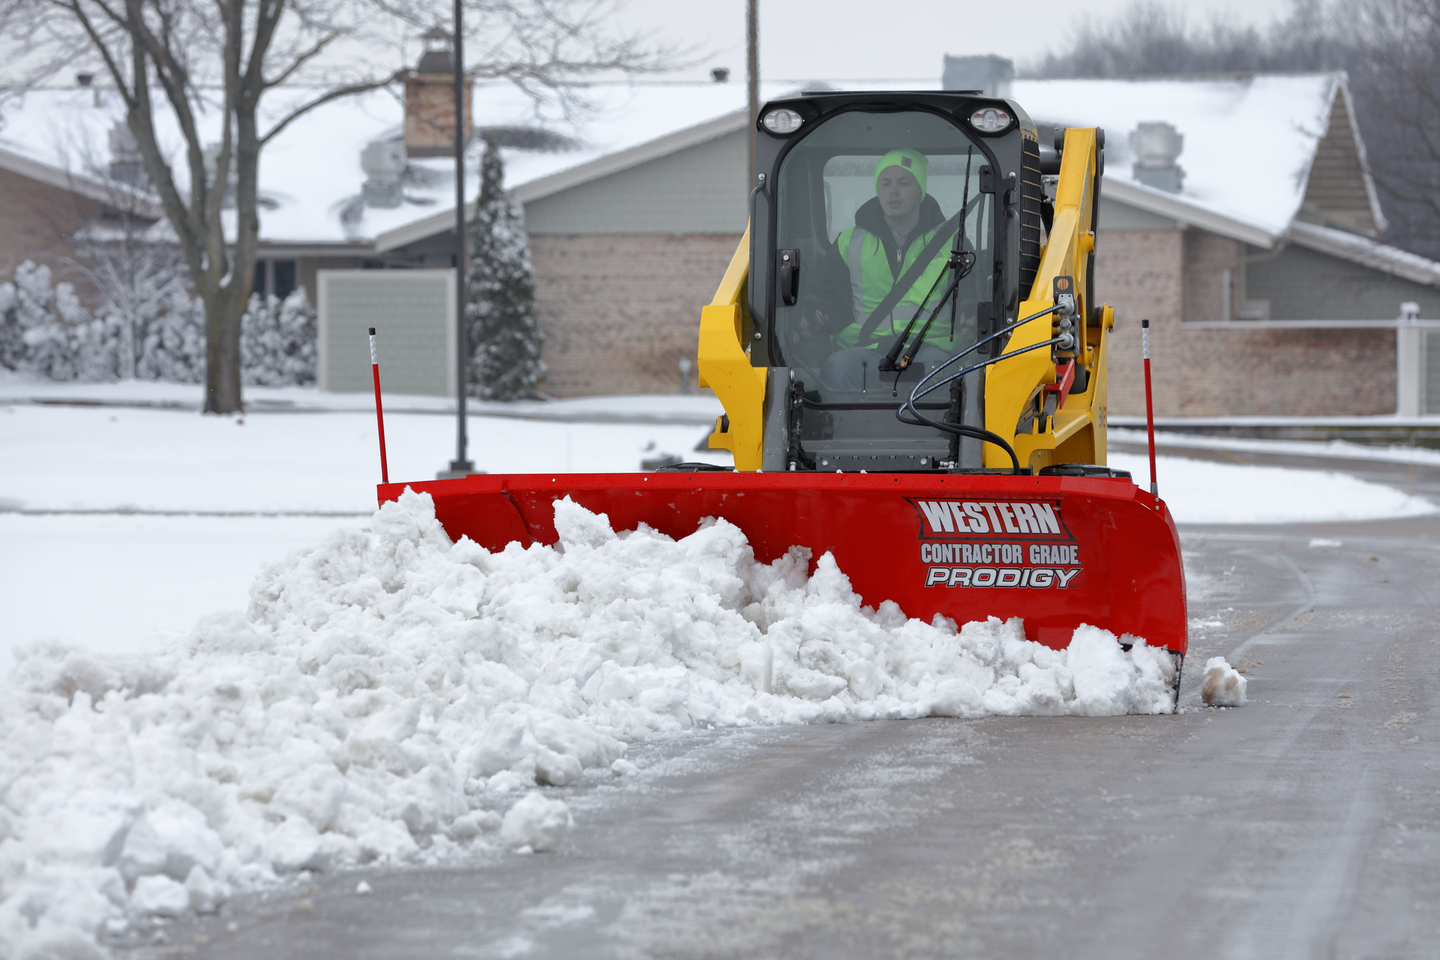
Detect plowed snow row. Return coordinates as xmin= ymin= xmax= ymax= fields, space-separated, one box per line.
xmin=0 ymin=492 xmax=1175 ymax=957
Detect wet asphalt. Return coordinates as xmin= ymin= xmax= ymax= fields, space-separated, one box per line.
xmin=117 ymin=443 xmax=1440 ymax=960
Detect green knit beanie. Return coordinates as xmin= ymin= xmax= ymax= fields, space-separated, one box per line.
xmin=874 ymin=149 xmax=928 ymax=197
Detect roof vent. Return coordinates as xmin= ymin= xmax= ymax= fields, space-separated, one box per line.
xmin=1130 ymin=121 xmax=1185 ymax=193
xmin=361 ymin=139 xmax=407 ymax=208
xmin=108 ymin=122 xmax=145 ymax=185
xmin=941 ymin=55 xmax=1013 ymax=99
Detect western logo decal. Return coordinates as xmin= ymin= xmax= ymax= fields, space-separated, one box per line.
xmin=909 ymin=499 xmax=1070 ymax=538
xmin=908 ymin=499 xmax=1083 ymax=590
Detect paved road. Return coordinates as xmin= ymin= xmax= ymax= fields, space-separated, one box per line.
xmin=121 ymin=448 xmax=1440 ymax=960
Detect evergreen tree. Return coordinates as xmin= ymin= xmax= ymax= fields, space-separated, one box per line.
xmin=465 ymin=137 xmax=546 ymax=401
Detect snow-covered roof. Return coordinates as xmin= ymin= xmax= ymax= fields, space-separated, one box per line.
xmin=0 ymin=73 xmax=1430 ymax=285
xmin=0 ymin=82 xmax=801 ymax=246
xmin=1013 ymin=74 xmax=1355 ymax=242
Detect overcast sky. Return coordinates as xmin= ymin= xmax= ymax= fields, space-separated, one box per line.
xmin=609 ymin=0 xmax=1299 ymax=82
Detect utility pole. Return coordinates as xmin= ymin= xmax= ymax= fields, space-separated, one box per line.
xmin=444 ymin=2 xmax=475 ymax=478
xmin=747 ymin=0 xmax=759 ymax=189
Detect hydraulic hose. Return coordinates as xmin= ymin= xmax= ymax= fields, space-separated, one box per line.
xmin=896 ymin=303 xmax=1070 ymax=475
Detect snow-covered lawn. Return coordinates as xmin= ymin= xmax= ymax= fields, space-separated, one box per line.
xmin=0 ymin=405 xmax=727 ymax=513
xmin=1108 ymin=451 xmax=1435 ymax=524
xmin=0 ymin=514 xmax=351 ymax=675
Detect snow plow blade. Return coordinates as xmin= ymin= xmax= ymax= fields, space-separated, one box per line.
xmin=378 ymin=471 xmax=1187 ymax=657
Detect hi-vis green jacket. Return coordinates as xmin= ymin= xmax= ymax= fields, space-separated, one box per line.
xmin=834 ymin=195 xmax=958 ymax=350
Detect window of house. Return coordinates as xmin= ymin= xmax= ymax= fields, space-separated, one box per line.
xmin=273 ymin=260 xmax=296 ymax=299
xmin=253 ymin=259 xmax=297 ymax=300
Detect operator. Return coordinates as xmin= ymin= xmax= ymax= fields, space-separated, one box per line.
xmin=811 ymin=148 xmax=967 ymax=390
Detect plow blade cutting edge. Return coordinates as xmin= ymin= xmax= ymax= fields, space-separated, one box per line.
xmin=378 ymin=472 xmax=1188 ymax=658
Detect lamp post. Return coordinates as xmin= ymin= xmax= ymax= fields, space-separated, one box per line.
xmin=442 ymin=0 xmax=476 ymax=478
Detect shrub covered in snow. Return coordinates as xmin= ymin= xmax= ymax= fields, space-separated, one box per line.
xmin=130 ymin=289 xmax=207 ymax=384
xmin=0 ymin=260 xmax=205 ymax=383
xmin=241 ymin=290 xmax=317 ymax=386
xmin=0 ymin=492 xmax=1176 ymax=956
xmin=0 ymin=261 xmax=92 ymax=379
xmin=1 ymin=260 xmax=320 ymax=386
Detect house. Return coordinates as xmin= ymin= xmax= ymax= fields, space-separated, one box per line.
xmin=2 ymin=56 xmax=1438 ymax=415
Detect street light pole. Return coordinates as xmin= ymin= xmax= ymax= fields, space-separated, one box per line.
xmin=444 ymin=0 xmax=475 ymax=478
xmin=746 ymin=0 xmax=759 ymax=189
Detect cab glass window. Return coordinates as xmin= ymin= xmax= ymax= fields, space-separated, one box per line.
xmin=771 ymin=109 xmax=996 ymax=402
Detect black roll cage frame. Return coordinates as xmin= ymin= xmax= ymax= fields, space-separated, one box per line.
xmin=749 ymin=95 xmax=1024 ymax=377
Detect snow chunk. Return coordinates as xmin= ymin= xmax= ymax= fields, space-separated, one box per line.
xmin=500 ymin=793 xmax=572 ymax=852
xmin=553 ymin=495 xmax=617 ymax=548
xmin=1201 ymin=657 xmax=1248 ymax=706
xmin=131 ymin=875 xmax=190 ymax=917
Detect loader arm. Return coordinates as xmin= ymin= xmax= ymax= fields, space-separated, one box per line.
xmin=985 ymin=128 xmax=1113 ymax=471
xmin=697 ymin=226 xmax=768 ymax=471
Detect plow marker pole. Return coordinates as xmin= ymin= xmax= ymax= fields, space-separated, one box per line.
xmin=1142 ymin=319 xmax=1157 ymax=497
xmin=369 ymin=327 xmax=389 ymax=485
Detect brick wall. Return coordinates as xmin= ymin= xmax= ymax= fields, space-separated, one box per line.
xmin=530 ymin=233 xmax=742 ymax=396
xmin=1177 ymin=326 xmax=1397 ymax=415
xmin=1183 ymin=231 xmax=1243 ymax=324
xmin=1095 ymin=229 xmax=1184 ymax=416
xmin=1096 ymin=228 xmax=1398 ymax=416
xmin=0 ymin=167 xmax=100 ymax=297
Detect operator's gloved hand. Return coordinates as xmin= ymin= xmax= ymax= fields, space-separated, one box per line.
xmin=789 ymin=308 xmax=831 ymax=345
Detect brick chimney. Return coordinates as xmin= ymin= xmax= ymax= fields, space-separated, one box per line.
xmin=404 ymin=27 xmax=472 ymax=158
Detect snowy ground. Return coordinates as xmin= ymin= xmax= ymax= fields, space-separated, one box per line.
xmin=1 ymin=382 xmax=1437 ymax=958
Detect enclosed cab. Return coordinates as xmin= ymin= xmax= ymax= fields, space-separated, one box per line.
xmin=744 ymin=91 xmax=1052 ymax=473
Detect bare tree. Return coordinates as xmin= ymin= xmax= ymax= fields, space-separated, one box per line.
xmin=0 ymin=0 xmax=669 ymax=412
xmin=1027 ymin=0 xmax=1440 ymax=258
xmin=1341 ymin=0 xmax=1440 ymax=258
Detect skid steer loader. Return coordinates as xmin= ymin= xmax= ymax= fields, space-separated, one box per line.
xmin=378 ymin=90 xmax=1188 ymax=677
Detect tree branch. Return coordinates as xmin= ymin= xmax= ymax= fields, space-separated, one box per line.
xmin=259 ymin=72 xmax=404 ymax=145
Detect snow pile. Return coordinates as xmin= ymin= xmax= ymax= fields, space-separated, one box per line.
xmin=1200 ymin=657 xmax=1247 ymax=706
xmin=0 ymin=491 xmax=1176 ymax=956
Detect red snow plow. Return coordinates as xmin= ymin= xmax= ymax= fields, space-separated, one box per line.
xmin=377 ymin=91 xmax=1188 ymax=675
xmin=379 ymin=471 xmax=1186 ymax=655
